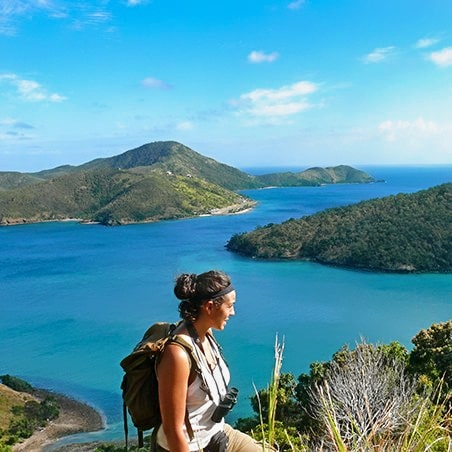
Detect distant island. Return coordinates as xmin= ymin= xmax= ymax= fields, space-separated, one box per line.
xmin=0 ymin=141 xmax=376 ymax=226
xmin=227 ymin=183 xmax=451 ymax=273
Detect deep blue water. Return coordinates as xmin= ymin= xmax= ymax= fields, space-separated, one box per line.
xmin=0 ymin=165 xmax=451 ymax=444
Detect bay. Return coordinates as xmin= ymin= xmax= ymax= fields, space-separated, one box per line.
xmin=0 ymin=165 xmax=451 ymax=444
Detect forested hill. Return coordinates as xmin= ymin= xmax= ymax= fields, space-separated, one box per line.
xmin=5 ymin=141 xmax=261 ymax=192
xmin=0 ymin=141 xmax=376 ymax=226
xmin=227 ymin=183 xmax=451 ymax=273
xmin=254 ymin=164 xmax=376 ymax=186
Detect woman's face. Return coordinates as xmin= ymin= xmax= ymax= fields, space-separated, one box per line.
xmin=210 ymin=291 xmax=236 ymax=330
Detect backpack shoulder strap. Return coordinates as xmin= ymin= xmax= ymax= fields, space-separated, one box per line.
xmin=156 ymin=334 xmax=201 ymax=442
xmin=163 ymin=334 xmax=205 ymax=385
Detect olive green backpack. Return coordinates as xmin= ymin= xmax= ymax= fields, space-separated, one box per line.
xmin=120 ymin=322 xmax=201 ymax=449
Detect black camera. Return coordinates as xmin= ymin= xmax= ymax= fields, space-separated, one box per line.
xmin=211 ymin=387 xmax=239 ymax=423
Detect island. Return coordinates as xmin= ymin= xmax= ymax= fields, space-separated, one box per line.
xmin=0 ymin=141 xmax=376 ymax=226
xmin=226 ymin=183 xmax=451 ymax=273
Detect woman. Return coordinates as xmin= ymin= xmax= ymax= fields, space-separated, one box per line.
xmin=156 ymin=270 xmax=263 ymax=452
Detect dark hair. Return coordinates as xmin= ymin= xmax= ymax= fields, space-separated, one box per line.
xmin=175 ymin=270 xmax=232 ymax=322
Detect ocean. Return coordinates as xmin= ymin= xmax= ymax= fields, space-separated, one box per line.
xmin=0 ymin=165 xmax=451 ymax=445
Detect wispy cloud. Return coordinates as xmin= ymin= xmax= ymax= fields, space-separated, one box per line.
xmin=0 ymin=118 xmax=34 ymax=129
xmin=288 ymin=0 xmax=305 ymax=10
xmin=0 ymin=0 xmax=66 ymax=35
xmin=248 ymin=50 xmax=279 ymax=64
xmin=362 ymin=46 xmax=396 ymax=64
xmin=126 ymin=0 xmax=148 ymax=5
xmin=176 ymin=121 xmax=194 ymax=131
xmin=141 ymin=76 xmax=173 ymax=90
xmin=378 ymin=117 xmax=444 ymax=142
xmin=0 ymin=73 xmax=66 ymax=102
xmin=415 ymin=37 xmax=440 ymax=49
xmin=0 ymin=117 xmax=35 ymax=142
xmin=0 ymin=1 xmax=115 ymax=35
xmin=428 ymin=47 xmax=452 ymax=67
xmin=234 ymin=80 xmax=318 ymax=123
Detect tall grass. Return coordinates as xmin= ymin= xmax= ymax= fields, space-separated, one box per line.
xmin=253 ymin=338 xmax=451 ymax=451
xmin=313 ymin=381 xmax=451 ymax=451
xmin=308 ymin=343 xmax=452 ymax=451
xmin=253 ymin=334 xmax=291 ymax=451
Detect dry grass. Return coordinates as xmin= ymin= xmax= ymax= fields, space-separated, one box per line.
xmin=0 ymin=384 xmax=36 ymax=430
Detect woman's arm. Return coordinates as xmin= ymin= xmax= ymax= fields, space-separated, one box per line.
xmin=157 ymin=343 xmax=192 ymax=452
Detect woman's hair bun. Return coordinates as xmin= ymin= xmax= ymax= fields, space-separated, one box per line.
xmin=174 ymin=273 xmax=197 ymax=300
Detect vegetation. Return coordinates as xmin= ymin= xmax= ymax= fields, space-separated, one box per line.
xmin=0 ymin=172 xmax=42 ymax=191
xmin=236 ymin=321 xmax=451 ymax=451
xmin=0 ymin=141 xmax=375 ymax=226
xmin=254 ymin=165 xmax=376 ymax=187
xmin=0 ymin=376 xmax=60 ymax=449
xmin=3 ymin=323 xmax=449 ymax=450
xmin=227 ymin=183 xmax=452 ymax=273
xmin=0 ymin=375 xmax=33 ymax=394
xmin=0 ymin=167 xmax=254 ymax=226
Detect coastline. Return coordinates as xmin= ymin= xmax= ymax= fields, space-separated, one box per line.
xmin=12 ymin=389 xmax=104 ymax=452
xmin=0 ymin=199 xmax=257 ymax=227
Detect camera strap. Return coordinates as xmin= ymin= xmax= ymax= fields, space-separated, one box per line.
xmin=186 ymin=322 xmax=229 ymax=398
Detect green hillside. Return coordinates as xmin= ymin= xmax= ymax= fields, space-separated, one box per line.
xmin=0 ymin=168 xmax=253 ymax=226
xmin=36 ymin=141 xmax=262 ymax=191
xmin=227 ymin=183 xmax=451 ymax=273
xmin=0 ymin=172 xmax=44 ymax=191
xmin=254 ymin=164 xmax=376 ymax=186
xmin=0 ymin=141 xmax=377 ymax=226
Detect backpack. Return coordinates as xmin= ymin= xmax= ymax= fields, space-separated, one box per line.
xmin=120 ymin=321 xmax=201 ymax=449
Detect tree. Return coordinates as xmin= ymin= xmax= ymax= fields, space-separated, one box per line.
xmin=408 ymin=320 xmax=452 ymax=394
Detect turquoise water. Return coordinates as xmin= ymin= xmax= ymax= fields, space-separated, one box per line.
xmin=0 ymin=165 xmax=451 ymax=444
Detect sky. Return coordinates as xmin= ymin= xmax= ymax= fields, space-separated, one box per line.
xmin=1 ymin=0 xmax=452 ymax=172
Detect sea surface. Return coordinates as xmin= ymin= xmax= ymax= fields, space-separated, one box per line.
xmin=0 ymin=165 xmax=451 ymax=445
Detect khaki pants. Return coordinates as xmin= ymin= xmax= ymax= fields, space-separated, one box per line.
xmin=156 ymin=424 xmax=269 ymax=451
xmin=224 ymin=424 xmax=270 ymax=452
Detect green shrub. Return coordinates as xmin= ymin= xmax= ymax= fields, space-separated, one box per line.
xmin=0 ymin=375 xmax=33 ymax=394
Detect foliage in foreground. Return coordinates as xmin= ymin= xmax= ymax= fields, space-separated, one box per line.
xmin=236 ymin=320 xmax=451 ymax=451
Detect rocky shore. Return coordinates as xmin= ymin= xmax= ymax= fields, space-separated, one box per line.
xmin=12 ymin=390 xmax=104 ymax=452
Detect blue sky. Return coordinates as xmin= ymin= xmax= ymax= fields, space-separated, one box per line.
xmin=1 ymin=0 xmax=452 ymax=172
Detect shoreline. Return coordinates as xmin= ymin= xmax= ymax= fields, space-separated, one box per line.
xmin=12 ymin=389 xmax=105 ymax=452
xmin=0 ymin=200 xmax=257 ymax=227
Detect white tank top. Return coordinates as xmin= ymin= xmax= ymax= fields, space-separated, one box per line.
xmin=157 ymin=334 xmax=231 ymax=451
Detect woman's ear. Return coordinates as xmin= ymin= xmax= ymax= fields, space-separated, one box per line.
xmin=204 ymin=300 xmax=214 ymax=314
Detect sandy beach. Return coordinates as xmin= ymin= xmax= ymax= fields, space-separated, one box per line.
xmin=12 ymin=390 xmax=104 ymax=452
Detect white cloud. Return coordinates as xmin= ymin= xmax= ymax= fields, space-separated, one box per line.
xmin=288 ymin=0 xmax=305 ymax=10
xmin=235 ymin=80 xmax=318 ymax=122
xmin=248 ymin=50 xmax=279 ymax=64
xmin=0 ymin=73 xmax=66 ymax=102
xmin=428 ymin=47 xmax=452 ymax=67
xmin=377 ymin=118 xmax=452 ymax=162
xmin=0 ymin=116 xmax=35 ymax=142
xmin=176 ymin=121 xmax=194 ymax=131
xmin=0 ymin=118 xmax=34 ymax=129
xmin=141 ymin=77 xmax=172 ymax=90
xmin=0 ymin=1 xmax=115 ymax=35
xmin=127 ymin=0 xmax=148 ymax=5
xmin=247 ymin=101 xmax=310 ymax=117
xmin=363 ymin=46 xmax=395 ymax=64
xmin=378 ymin=118 xmax=446 ymax=142
xmin=0 ymin=0 xmax=66 ymax=35
xmin=242 ymin=81 xmax=317 ymax=102
xmin=415 ymin=37 xmax=439 ymax=49
xmin=85 ymin=10 xmax=112 ymax=24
